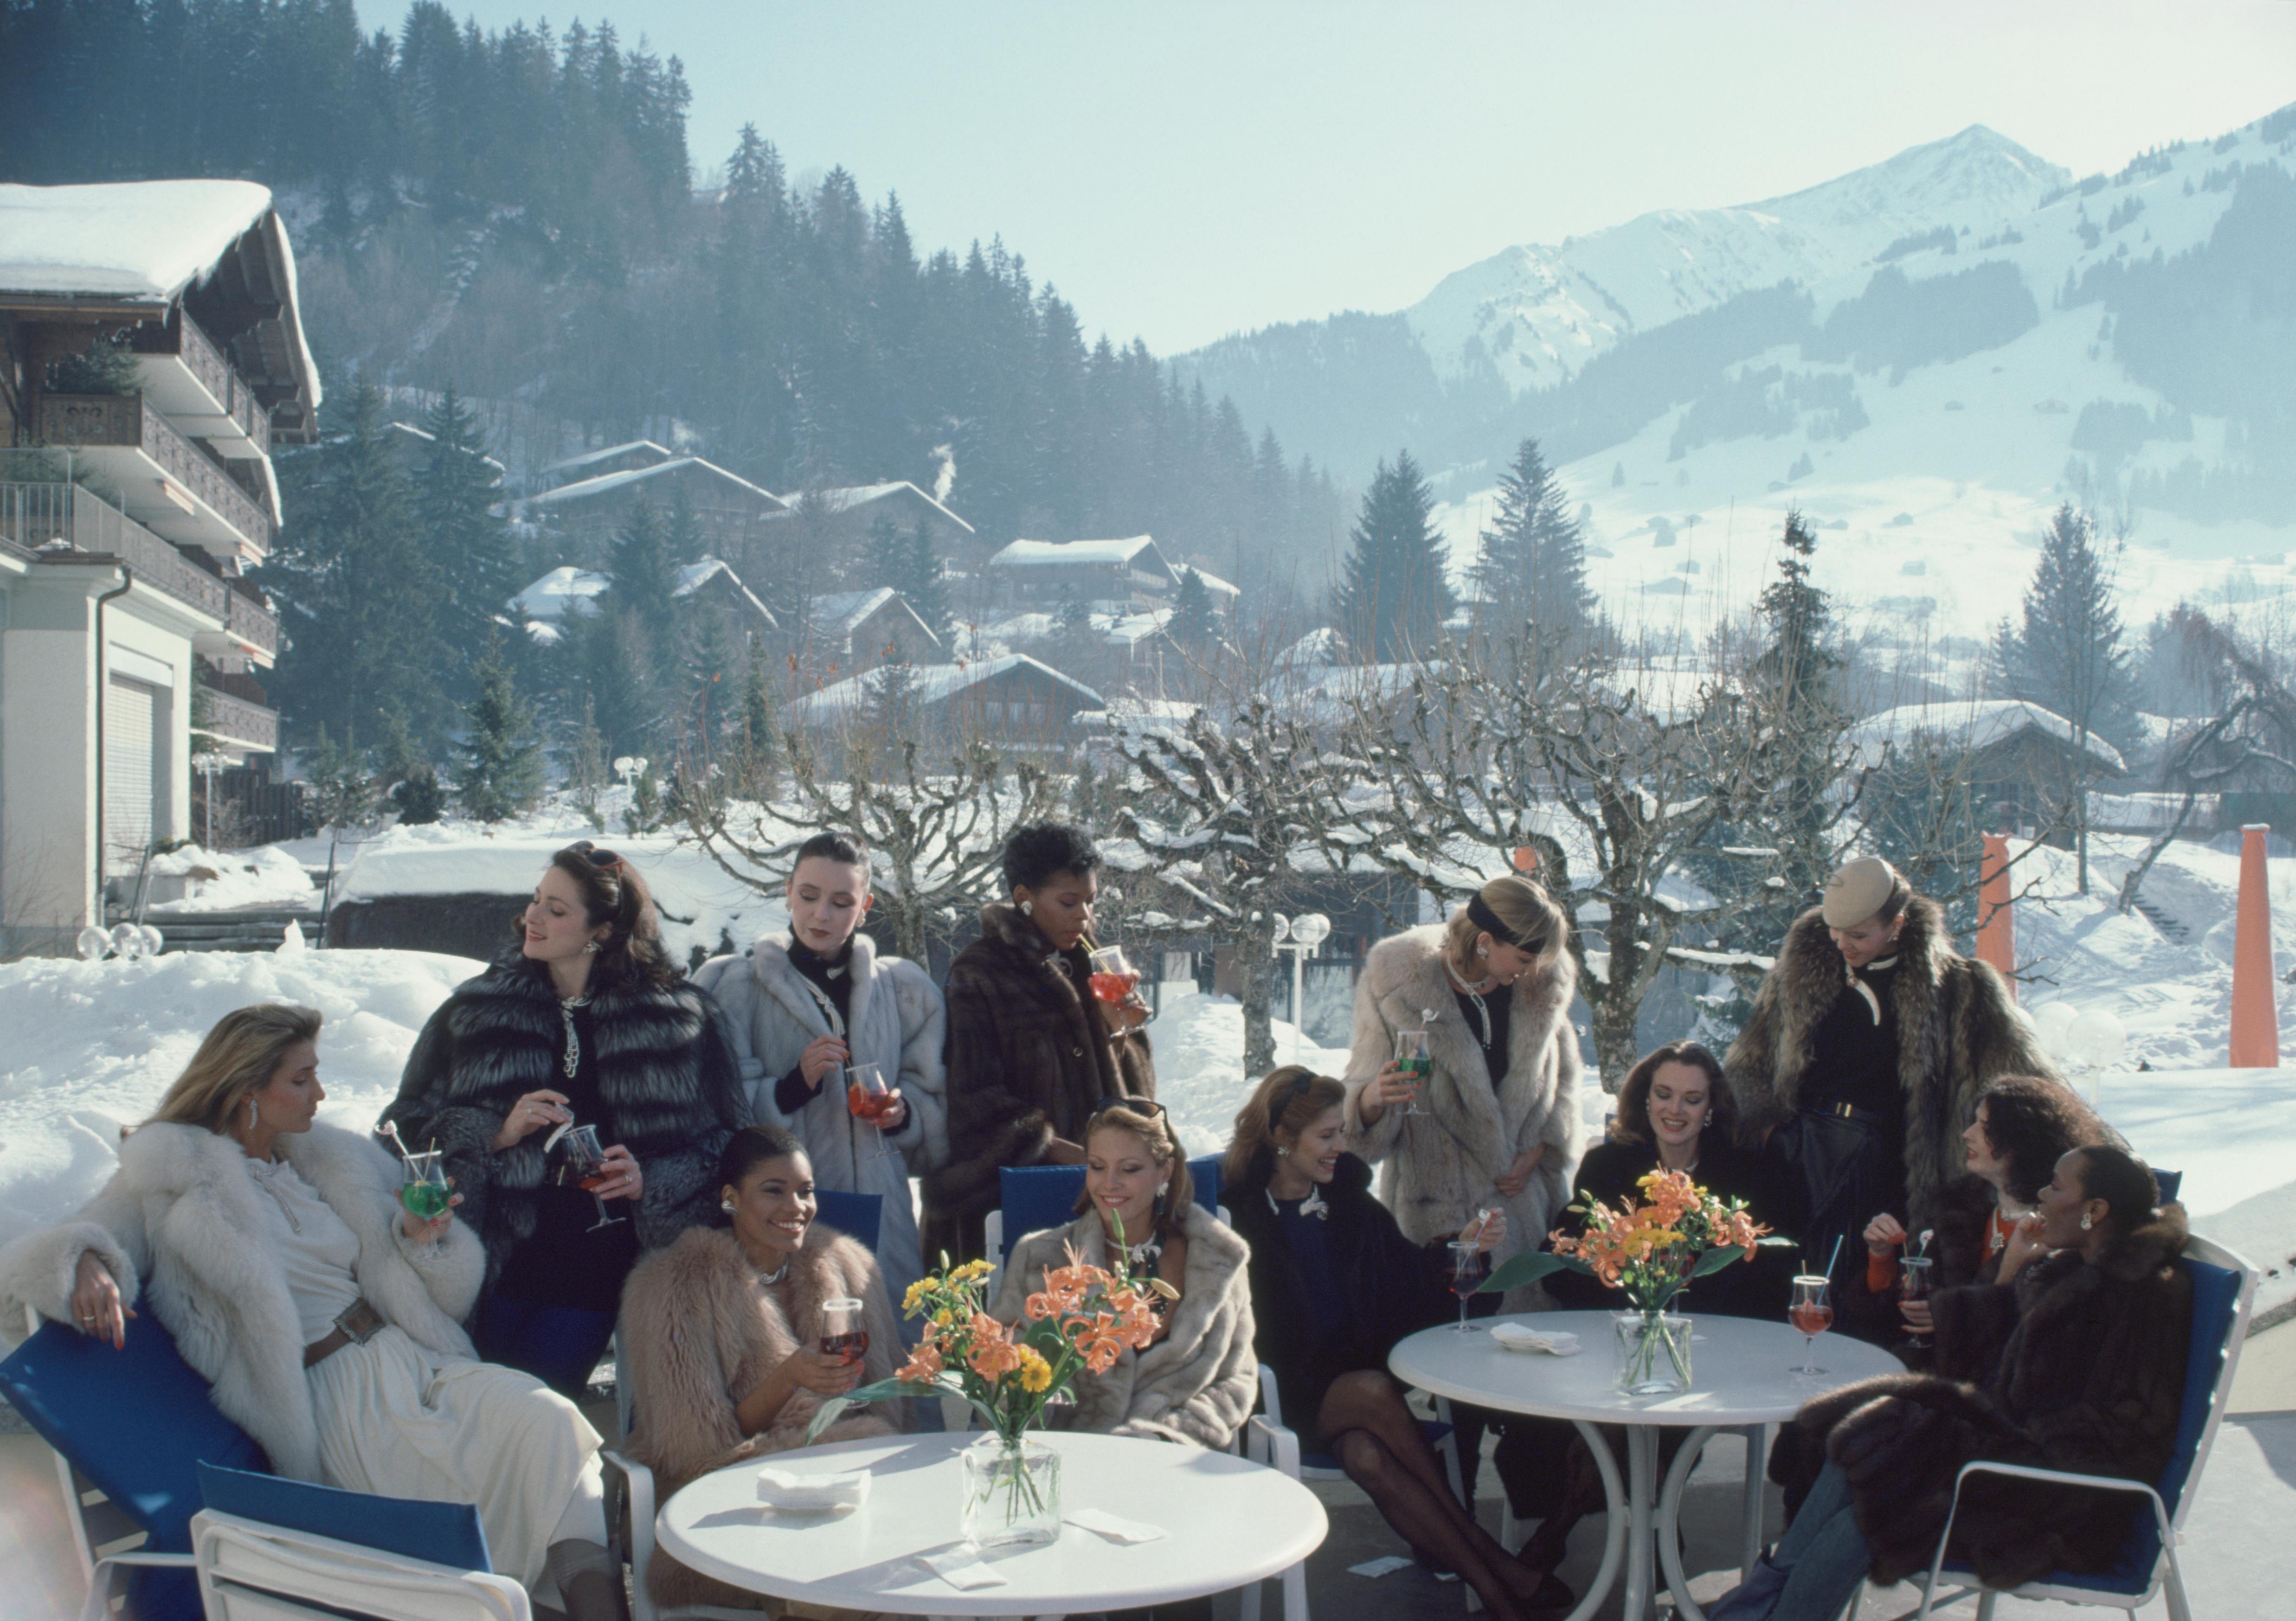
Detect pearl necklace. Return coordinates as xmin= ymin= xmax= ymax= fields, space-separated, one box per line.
xmin=559 ymin=993 xmax=591 ymax=1080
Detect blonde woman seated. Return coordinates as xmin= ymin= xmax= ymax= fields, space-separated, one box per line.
xmin=617 ymin=1125 xmax=905 ymax=1613
xmin=990 ymin=1099 xmax=1256 ymax=1451
xmin=0 ymin=1006 xmax=624 ymax=1621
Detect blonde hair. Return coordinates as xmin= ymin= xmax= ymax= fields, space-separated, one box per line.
xmin=1444 ymin=873 xmax=1566 ymax=978
xmin=1077 ymin=1103 xmax=1194 ymax=1239
xmin=144 ymin=1004 xmax=323 ymax=1134
xmin=1225 ymin=1065 xmax=1348 ymax=1192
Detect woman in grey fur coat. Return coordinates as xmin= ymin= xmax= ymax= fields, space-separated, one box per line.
xmin=690 ymin=832 xmax=948 ymax=1328
xmin=990 ymin=1101 xmax=1257 ymax=1454
xmin=382 ymin=843 xmax=746 ymax=1396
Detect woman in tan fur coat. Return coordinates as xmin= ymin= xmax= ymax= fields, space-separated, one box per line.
xmin=989 ymin=1102 xmax=1257 ymax=1452
xmin=617 ymin=1125 xmax=906 ymax=1611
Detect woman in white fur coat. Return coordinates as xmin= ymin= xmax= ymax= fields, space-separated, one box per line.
xmin=616 ymin=1125 xmax=905 ymax=1612
xmin=0 ymin=1005 xmax=622 ymax=1620
xmin=1344 ymin=874 xmax=1584 ymax=1297
xmin=691 ymin=833 xmax=947 ymax=1323
xmin=990 ymin=1101 xmax=1256 ymax=1454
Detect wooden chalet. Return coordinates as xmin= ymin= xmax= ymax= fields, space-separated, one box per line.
xmin=784 ymin=653 xmax=1103 ymax=746
xmin=987 ymin=535 xmax=1180 ymax=612
xmin=521 ymin=456 xmax=789 ymax=562
xmin=534 ymin=439 xmax=675 ymax=491
xmin=802 ymin=587 xmax=942 ymax=673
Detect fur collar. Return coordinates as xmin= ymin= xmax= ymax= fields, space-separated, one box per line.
xmin=1775 ymin=895 xmax=1954 ymax=997
xmin=748 ymin=930 xmax=880 ymax=1040
xmin=978 ymin=902 xmax=1074 ymax=964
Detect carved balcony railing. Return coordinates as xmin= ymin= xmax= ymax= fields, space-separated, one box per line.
xmin=195 ymin=683 xmax=280 ymax=753
xmin=35 ymin=393 xmax=274 ymax=554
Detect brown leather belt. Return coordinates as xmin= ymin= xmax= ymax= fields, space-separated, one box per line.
xmin=304 ymin=1299 xmax=385 ymax=1368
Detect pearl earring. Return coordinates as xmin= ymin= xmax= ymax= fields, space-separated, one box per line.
xmin=721 ymin=1199 xmax=737 ymax=1214
xmin=1275 ymin=1146 xmax=1289 ymax=1157
xmin=1020 ymin=899 xmax=1034 ymax=916
xmin=582 ymin=940 xmax=601 ymax=955
xmin=2079 ymin=1212 xmax=2093 ymax=1231
xmin=1476 ymin=943 xmax=1489 ymax=957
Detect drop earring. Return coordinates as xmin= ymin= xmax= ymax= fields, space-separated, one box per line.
xmin=245 ymin=1095 xmax=257 ymax=1129
xmin=582 ymin=940 xmax=601 ymax=955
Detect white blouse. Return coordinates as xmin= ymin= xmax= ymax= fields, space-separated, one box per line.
xmin=244 ymin=1154 xmax=365 ymax=1344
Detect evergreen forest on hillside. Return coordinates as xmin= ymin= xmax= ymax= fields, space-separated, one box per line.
xmin=0 ymin=0 xmax=1351 ymax=611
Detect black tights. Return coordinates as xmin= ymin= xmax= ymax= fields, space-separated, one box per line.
xmin=1318 ymin=1371 xmax=1544 ymax=1621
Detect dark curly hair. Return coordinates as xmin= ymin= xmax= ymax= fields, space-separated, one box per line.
xmin=1613 ymin=1041 xmax=1740 ymax=1148
xmin=1001 ymin=821 xmax=1100 ymax=893
xmin=716 ymin=1123 xmax=808 ymax=1205
xmin=1972 ymin=1075 xmax=2120 ymax=1205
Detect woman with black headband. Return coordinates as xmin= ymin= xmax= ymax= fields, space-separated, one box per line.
xmin=1344 ymin=872 xmax=1584 ymax=1505
xmin=384 ymin=842 xmax=746 ymax=1397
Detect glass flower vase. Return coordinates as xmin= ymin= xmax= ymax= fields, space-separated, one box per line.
xmin=959 ymin=1433 xmax=1061 ymax=1547
xmin=1613 ymin=1308 xmax=1694 ymax=1397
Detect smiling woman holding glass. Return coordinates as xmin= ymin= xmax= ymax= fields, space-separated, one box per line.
xmin=0 ymin=1005 xmax=628 ymax=1621
xmin=381 ymin=842 xmax=746 ymax=1396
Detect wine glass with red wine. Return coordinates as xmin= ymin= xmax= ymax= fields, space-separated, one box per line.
xmin=1788 ymin=1274 xmax=1833 ymax=1374
xmin=548 ymin=1121 xmax=625 ymax=1232
xmin=1088 ymin=945 xmax=1141 ymax=1006
xmin=1446 ymin=1239 xmax=1487 ymax=1333
xmin=821 ymin=1295 xmax=869 ymax=1406
xmin=845 ymin=1063 xmax=900 ymax=1160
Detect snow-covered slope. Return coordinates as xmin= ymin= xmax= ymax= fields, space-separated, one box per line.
xmin=1407 ymin=125 xmax=2068 ymax=394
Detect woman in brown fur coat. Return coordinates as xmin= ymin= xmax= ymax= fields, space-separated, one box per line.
xmin=1708 ymin=1146 xmax=2192 ymax=1620
xmin=617 ymin=1126 xmax=906 ymax=1611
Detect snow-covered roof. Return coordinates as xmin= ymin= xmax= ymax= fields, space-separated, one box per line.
xmin=809 ymin=588 xmax=896 ymax=637
xmin=674 ymin=556 xmax=778 ymax=627
xmin=1848 ymin=698 xmax=2127 ymax=774
xmin=525 ymin=457 xmax=788 ymax=512
xmin=990 ymin=537 xmax=1158 ymax=569
xmin=540 ymin=440 xmax=673 ymax=479
xmin=382 ymin=420 xmax=505 ymax=475
xmin=785 ymin=654 xmax=1102 ymax=724
xmin=767 ymin=480 xmax=975 ymax=535
xmin=512 ymin=565 xmax=610 ymax=622
xmin=1173 ymin=563 xmax=1240 ymax=599
xmin=0 ymin=179 xmax=273 ymax=302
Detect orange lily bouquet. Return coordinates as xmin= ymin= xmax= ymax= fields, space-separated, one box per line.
xmin=804 ymin=1246 xmax=1165 ymax=1451
xmin=1481 ymin=1169 xmax=1779 ymax=1313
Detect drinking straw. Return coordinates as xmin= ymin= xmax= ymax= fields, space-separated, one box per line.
xmin=1825 ymin=1233 xmax=1845 ymax=1281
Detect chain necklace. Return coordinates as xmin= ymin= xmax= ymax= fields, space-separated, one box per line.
xmin=560 ymin=993 xmax=592 ymax=1080
xmin=756 ymin=1260 xmax=790 ymax=1287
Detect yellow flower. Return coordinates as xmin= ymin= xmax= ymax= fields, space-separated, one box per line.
xmin=952 ymin=1258 xmax=994 ymax=1283
xmin=933 ymin=1308 xmax=955 ymax=1327
xmin=1016 ymin=1346 xmax=1053 ymax=1393
xmin=903 ymin=1279 xmax=932 ymax=1313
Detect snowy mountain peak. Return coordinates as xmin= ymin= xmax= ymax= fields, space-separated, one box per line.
xmin=1754 ymin=125 xmax=2068 ymax=235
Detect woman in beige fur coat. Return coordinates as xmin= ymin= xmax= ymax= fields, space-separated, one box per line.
xmin=989 ymin=1102 xmax=1257 ymax=1452
xmin=617 ymin=1125 xmax=906 ymax=1611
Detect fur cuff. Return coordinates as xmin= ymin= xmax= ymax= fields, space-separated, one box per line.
xmin=0 ymin=1220 xmax=137 ymax=1335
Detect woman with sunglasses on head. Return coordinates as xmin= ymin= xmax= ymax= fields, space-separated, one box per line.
xmin=1229 ymin=1069 xmax=1568 ymax=1621
xmin=922 ymin=820 xmax=1156 ymax=1262
xmin=383 ymin=842 xmax=746 ymax=1397
xmin=1344 ymin=872 xmax=1583 ymax=1506
xmin=693 ymin=831 xmax=948 ymax=1340
xmin=615 ymin=1125 xmax=904 ymax=1613
xmin=990 ymin=1099 xmax=1255 ymax=1448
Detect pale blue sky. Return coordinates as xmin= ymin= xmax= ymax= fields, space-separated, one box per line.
xmin=358 ymin=1 xmax=2296 ymax=352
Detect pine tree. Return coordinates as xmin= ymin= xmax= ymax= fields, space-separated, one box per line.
xmin=867 ymin=518 xmax=954 ymax=650
xmin=1168 ymin=565 xmax=1216 ymax=652
xmin=664 ymin=485 xmax=707 ymax=567
xmin=611 ymin=498 xmax=682 ymax=661
xmin=737 ymin=651 xmax=779 ymax=793
xmin=46 ymin=330 xmax=140 ymax=395
xmin=1996 ymin=503 xmax=2136 ymax=891
xmin=1335 ymin=450 xmax=1453 ymax=662
xmin=455 ymin=640 xmax=545 ymax=822
xmin=565 ymin=694 xmax=610 ymax=829
xmin=302 ymin=725 xmax=379 ymax=832
xmin=679 ymin=602 xmax=740 ymax=761
xmin=1473 ymin=437 xmax=1595 ymax=651
xmin=566 ymin=608 xmax=659 ymax=762
xmin=1751 ymin=510 xmax=1847 ymax=906
xmin=266 ymin=378 xmax=450 ymax=749
xmin=414 ymin=384 xmax=517 ymax=699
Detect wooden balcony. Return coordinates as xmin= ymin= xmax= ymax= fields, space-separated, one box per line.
xmin=130 ymin=308 xmax=270 ymax=459
xmin=35 ymin=392 xmax=274 ymax=559
xmin=0 ymin=482 xmax=279 ymax=664
xmin=195 ymin=681 xmax=279 ymax=755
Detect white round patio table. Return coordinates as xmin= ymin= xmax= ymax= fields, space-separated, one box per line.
xmin=656 ymin=1429 xmax=1328 ymax=1618
xmin=1390 ymin=1310 xmax=1903 ymax=1621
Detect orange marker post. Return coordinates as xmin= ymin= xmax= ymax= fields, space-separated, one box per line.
xmin=2230 ymin=824 xmax=2280 ymax=1068
xmin=1975 ymin=832 xmax=2015 ymax=998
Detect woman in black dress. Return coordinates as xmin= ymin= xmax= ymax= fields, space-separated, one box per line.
xmin=1228 ymin=1067 xmax=1566 ymax=1621
xmin=383 ymin=842 xmax=746 ymax=1395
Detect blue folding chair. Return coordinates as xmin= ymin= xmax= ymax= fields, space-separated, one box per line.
xmin=813 ymin=1188 xmax=883 ymax=1252
xmin=2153 ymin=1168 xmax=2183 ymax=1205
xmin=0 ymin=1308 xmax=268 ymax=1621
xmin=1913 ymin=1232 xmax=2256 ymax=1620
xmin=988 ymin=1154 xmax=1226 ymax=1262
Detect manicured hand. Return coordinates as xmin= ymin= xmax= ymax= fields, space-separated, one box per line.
xmin=1468 ymin=1211 xmax=1508 ymax=1254
xmin=1898 ymin=1298 xmax=1934 ymax=1333
xmin=1865 ymin=1213 xmax=1907 ymax=1257
xmin=1494 ymin=1145 xmax=1545 ymax=1198
xmin=594 ymin=1145 xmax=643 ymax=1202
xmin=1998 ymin=1212 xmax=2049 ymax=1281
xmin=874 ymin=1089 xmax=908 ymax=1132
xmin=401 ymin=1183 xmax=464 ymax=1243
xmin=798 ymin=1035 xmax=850 ymax=1089
xmin=491 ymin=1089 xmax=572 ymax=1151
xmin=1357 ymin=1061 xmax=1418 ymax=1124
xmin=783 ymin=1345 xmax=866 ymax=1396
xmin=70 ymin=1251 xmax=134 ymax=1349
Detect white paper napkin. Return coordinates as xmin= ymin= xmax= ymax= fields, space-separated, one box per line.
xmin=754 ymin=1465 xmax=870 ymax=1511
xmin=1066 ymin=1507 xmax=1166 ymax=1544
xmin=920 ymin=1545 xmax=1010 ymax=1589
xmin=1489 ymin=1323 xmax=1582 ymax=1356
xmin=1349 ymin=1555 xmax=1415 ymax=1577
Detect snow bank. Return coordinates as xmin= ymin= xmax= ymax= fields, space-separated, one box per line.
xmin=145 ymin=843 xmax=316 ymax=914
xmin=0 ymin=947 xmax=482 ymax=1257
xmin=1148 ymin=985 xmax=1352 ymax=1156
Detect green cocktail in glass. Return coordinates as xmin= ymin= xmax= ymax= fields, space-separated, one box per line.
xmin=400 ymin=1149 xmax=450 ymax=1221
